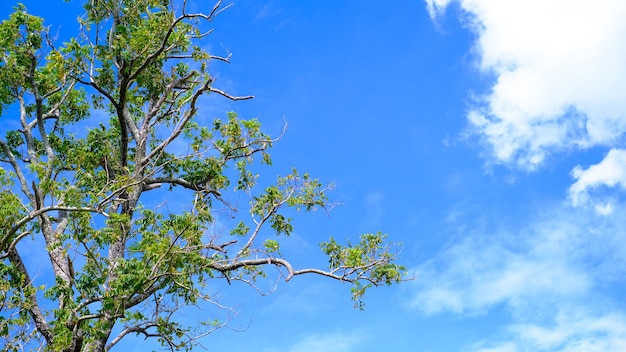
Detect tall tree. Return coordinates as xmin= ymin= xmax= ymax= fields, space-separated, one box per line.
xmin=0 ymin=1 xmax=406 ymax=351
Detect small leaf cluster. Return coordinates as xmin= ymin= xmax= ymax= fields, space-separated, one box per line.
xmin=321 ymin=232 xmax=407 ymax=309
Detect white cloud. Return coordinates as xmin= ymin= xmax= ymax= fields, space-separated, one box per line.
xmin=411 ymin=235 xmax=590 ymax=315
xmin=426 ymin=0 xmax=626 ymax=170
xmin=469 ymin=342 xmax=519 ymax=352
xmin=410 ymin=206 xmax=603 ymax=314
xmin=409 ymin=200 xmax=626 ymax=351
xmin=286 ymin=331 xmax=365 ymax=352
xmin=569 ymin=148 xmax=626 ymax=211
xmin=472 ymin=309 xmax=626 ymax=352
xmin=420 ymin=2 xmax=626 ymax=350
xmin=425 ymin=0 xmax=456 ymax=18
xmin=410 ymin=205 xmax=626 ymax=312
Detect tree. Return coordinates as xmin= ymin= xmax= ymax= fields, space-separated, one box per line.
xmin=0 ymin=1 xmax=406 ymax=351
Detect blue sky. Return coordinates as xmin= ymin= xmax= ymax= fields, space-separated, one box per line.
xmin=4 ymin=1 xmax=626 ymax=351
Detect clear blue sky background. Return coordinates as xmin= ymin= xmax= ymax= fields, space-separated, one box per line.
xmin=4 ymin=1 xmax=626 ymax=351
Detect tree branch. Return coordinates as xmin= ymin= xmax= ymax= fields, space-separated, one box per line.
xmin=6 ymin=248 xmax=53 ymax=344
xmin=211 ymin=257 xmax=351 ymax=283
xmin=0 ymin=231 xmax=31 ymax=260
xmin=237 ymin=189 xmax=295 ymax=258
xmin=7 ymin=205 xmax=108 ymax=246
xmin=207 ymin=86 xmax=253 ymax=101
xmin=0 ymin=138 xmax=33 ymax=203
xmin=142 ymin=77 xmax=212 ymax=163
xmin=144 ymin=176 xmax=220 ymax=196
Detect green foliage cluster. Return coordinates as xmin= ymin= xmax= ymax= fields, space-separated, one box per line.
xmin=0 ymin=1 xmax=406 ymax=351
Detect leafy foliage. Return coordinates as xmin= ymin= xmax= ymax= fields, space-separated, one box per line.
xmin=0 ymin=1 xmax=406 ymax=351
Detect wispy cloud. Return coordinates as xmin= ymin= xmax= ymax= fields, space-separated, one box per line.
xmin=409 ymin=200 xmax=626 ymax=350
xmin=425 ymin=0 xmax=626 ymax=171
xmin=253 ymin=0 xmax=282 ymax=22
xmin=569 ymin=148 xmax=626 ymax=214
xmin=411 ymin=208 xmax=590 ymax=315
xmin=471 ymin=309 xmax=626 ymax=352
xmin=420 ymin=2 xmax=626 ymax=350
xmin=284 ymin=330 xmax=366 ymax=352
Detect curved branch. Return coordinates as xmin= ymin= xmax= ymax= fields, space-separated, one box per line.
xmin=77 ymin=76 xmax=118 ymax=110
xmin=218 ymin=124 xmax=286 ymax=161
xmin=126 ymin=0 xmax=229 ymax=85
xmin=141 ymin=71 xmax=197 ymax=132
xmin=9 ymin=205 xmax=108 ymax=239
xmin=142 ymin=77 xmax=212 ymax=164
xmin=28 ymin=53 xmax=55 ymax=166
xmin=6 ymin=248 xmax=53 ymax=344
xmin=210 ymin=257 xmax=350 ymax=283
xmin=207 ymin=86 xmax=253 ymax=101
xmin=0 ymin=231 xmax=31 ymax=260
xmin=144 ymin=176 xmax=219 ymax=195
xmin=0 ymin=132 xmax=33 ymax=204
xmin=106 ymin=322 xmax=158 ymax=350
xmin=237 ymin=189 xmax=295 ymax=258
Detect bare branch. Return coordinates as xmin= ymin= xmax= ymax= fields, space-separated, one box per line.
xmin=210 ymin=257 xmax=349 ymax=283
xmin=166 ymin=53 xmax=231 ymax=63
xmin=125 ymin=0 xmax=229 ymax=86
xmin=142 ymin=78 xmax=213 ymax=163
xmin=0 ymin=138 xmax=33 ymax=203
xmin=42 ymin=79 xmax=78 ymax=117
xmin=18 ymin=95 xmax=37 ymax=163
xmin=106 ymin=322 xmax=157 ymax=349
xmin=144 ymin=176 xmax=220 ymax=195
xmin=207 ymin=86 xmax=254 ymax=101
xmin=237 ymin=188 xmax=295 ymax=257
xmin=0 ymin=231 xmax=31 ymax=260
xmin=204 ymin=239 xmax=237 ymax=254
xmin=142 ymin=71 xmax=197 ymax=129
xmin=28 ymin=54 xmax=55 ymax=169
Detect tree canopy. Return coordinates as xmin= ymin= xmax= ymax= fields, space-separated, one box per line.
xmin=0 ymin=1 xmax=406 ymax=351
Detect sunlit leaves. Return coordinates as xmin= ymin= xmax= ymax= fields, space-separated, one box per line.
xmin=230 ymin=221 xmax=249 ymax=237
xmin=0 ymin=5 xmax=43 ymax=113
xmin=321 ymin=233 xmax=407 ymax=309
xmin=0 ymin=190 xmax=26 ymax=248
xmin=262 ymin=239 xmax=280 ymax=254
xmin=250 ymin=169 xmax=328 ymax=227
